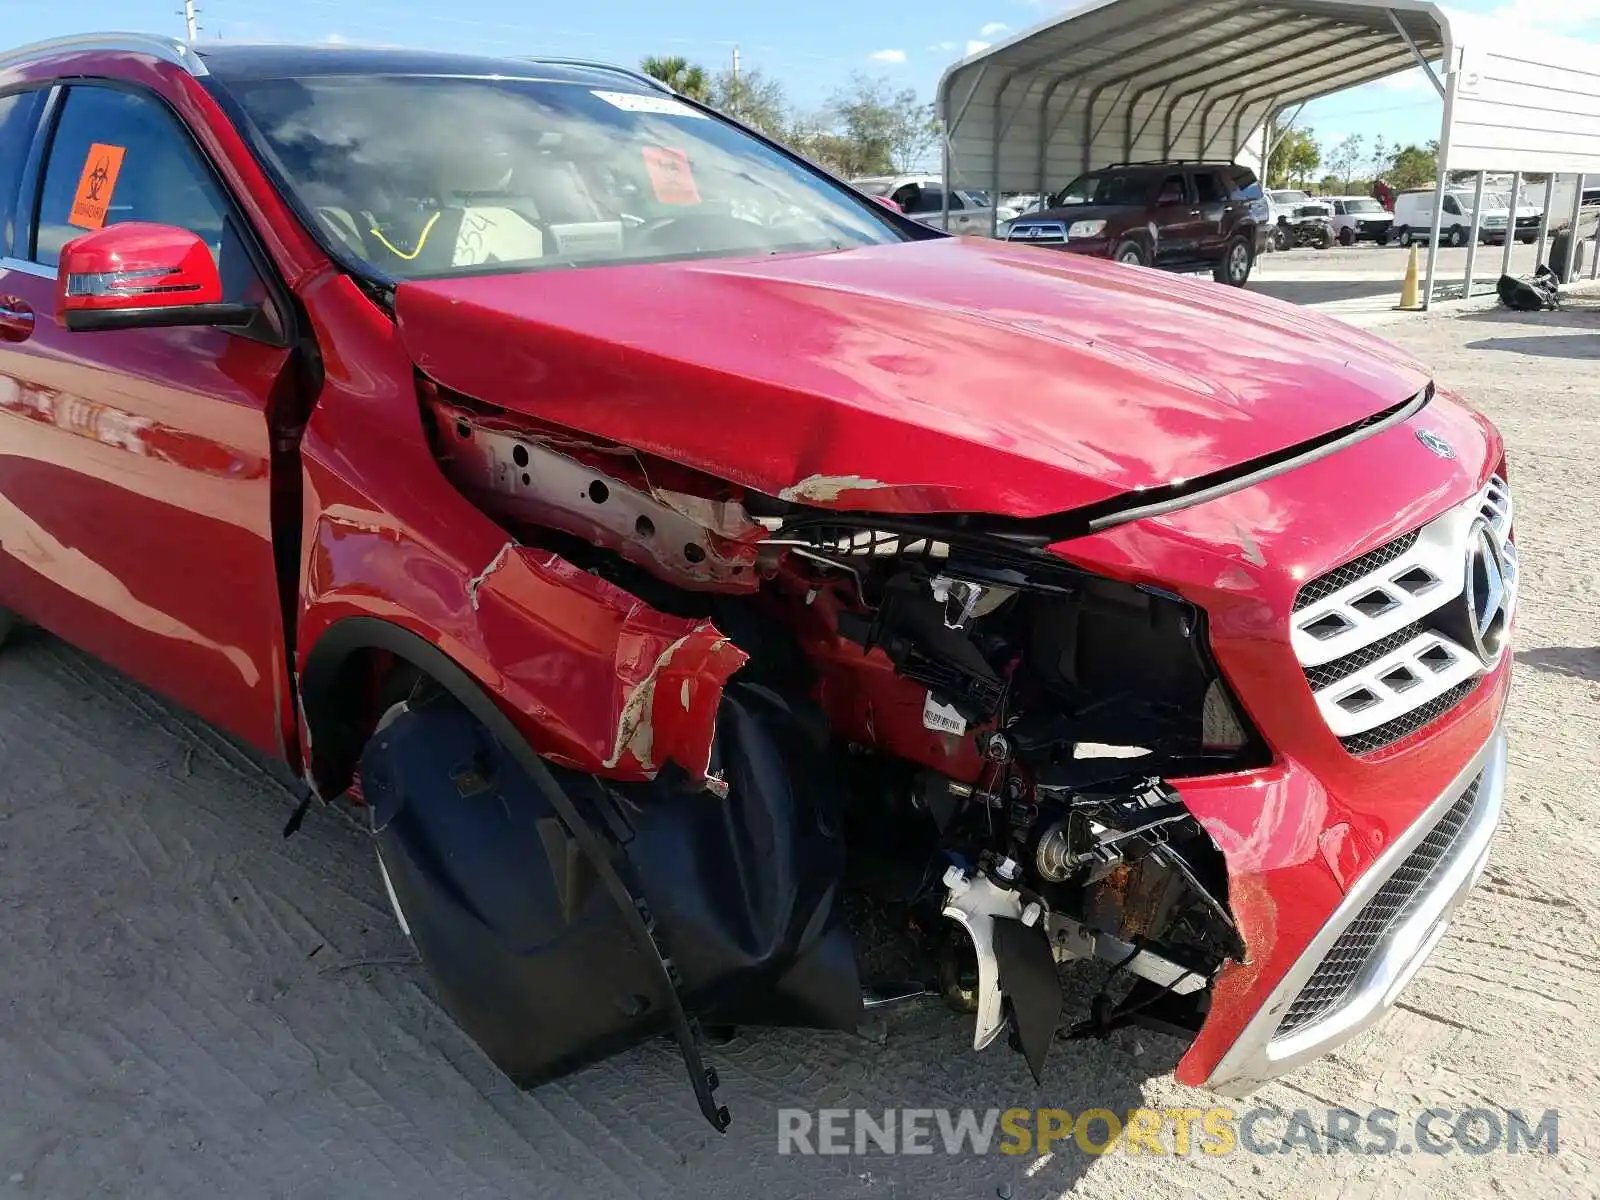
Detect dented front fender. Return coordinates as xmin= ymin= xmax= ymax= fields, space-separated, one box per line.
xmin=293 ymin=273 xmax=746 ymax=791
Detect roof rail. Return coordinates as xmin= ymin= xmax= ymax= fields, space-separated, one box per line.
xmin=520 ymin=57 xmax=672 ymax=94
xmin=1100 ymin=159 xmax=1237 ymax=169
xmin=0 ymin=31 xmax=207 ymax=76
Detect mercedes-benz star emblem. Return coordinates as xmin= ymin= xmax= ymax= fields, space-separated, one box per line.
xmin=1463 ymin=518 xmax=1510 ymax=666
xmin=1415 ymin=428 xmax=1455 ymax=459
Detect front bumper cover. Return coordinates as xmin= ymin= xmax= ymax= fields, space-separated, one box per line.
xmin=1203 ymin=723 xmax=1507 ymax=1093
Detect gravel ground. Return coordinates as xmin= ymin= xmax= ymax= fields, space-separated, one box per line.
xmin=1 ymin=304 xmax=1597 ymax=1199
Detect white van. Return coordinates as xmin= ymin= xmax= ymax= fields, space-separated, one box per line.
xmin=1392 ymin=188 xmax=1540 ymax=247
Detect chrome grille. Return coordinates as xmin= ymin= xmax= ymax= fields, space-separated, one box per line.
xmin=1294 ymin=532 xmax=1420 ymax=612
xmin=1277 ymin=772 xmax=1484 ymax=1036
xmin=1339 ymin=678 xmax=1481 ymax=755
xmin=1291 ymin=475 xmax=1515 ymax=754
xmin=1007 ymin=222 xmax=1066 ymax=245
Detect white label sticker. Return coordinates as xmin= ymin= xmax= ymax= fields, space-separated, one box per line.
xmin=591 ymin=90 xmax=709 ymax=118
xmin=922 ymin=693 xmax=968 ymax=736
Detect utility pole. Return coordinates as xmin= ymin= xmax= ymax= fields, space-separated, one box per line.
xmin=181 ymin=0 xmax=199 ymax=42
xmin=729 ymin=45 xmax=741 ymax=118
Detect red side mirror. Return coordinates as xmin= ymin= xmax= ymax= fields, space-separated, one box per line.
xmin=56 ymin=222 xmax=255 ymax=333
xmin=872 ymin=194 xmax=903 ymax=213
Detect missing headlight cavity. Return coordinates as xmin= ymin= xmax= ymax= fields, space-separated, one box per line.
xmin=420 ymin=383 xmax=1258 ymax=1102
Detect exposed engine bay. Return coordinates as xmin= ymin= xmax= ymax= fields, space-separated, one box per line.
xmin=401 ymin=384 xmax=1262 ymax=1121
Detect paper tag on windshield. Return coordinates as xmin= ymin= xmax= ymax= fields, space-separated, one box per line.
xmin=591 ymin=90 xmax=708 ymax=118
xmin=642 ymin=146 xmax=701 ymax=205
xmin=922 ymin=693 xmax=968 ymax=736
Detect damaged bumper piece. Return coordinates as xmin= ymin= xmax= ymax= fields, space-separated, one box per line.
xmin=1204 ymin=726 xmax=1506 ymax=1093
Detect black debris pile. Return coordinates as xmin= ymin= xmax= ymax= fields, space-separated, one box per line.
xmin=1497 ymin=264 xmax=1562 ymax=312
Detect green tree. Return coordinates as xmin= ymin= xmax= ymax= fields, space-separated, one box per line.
xmin=827 ymin=74 xmax=937 ymax=175
xmin=1266 ymin=125 xmax=1321 ymax=188
xmin=639 ymin=55 xmax=711 ymax=103
xmin=1286 ymin=129 xmax=1322 ymax=187
xmin=1328 ymin=133 xmax=1365 ymax=190
xmin=1388 ymin=143 xmax=1438 ymax=189
xmin=710 ymin=67 xmax=790 ymax=139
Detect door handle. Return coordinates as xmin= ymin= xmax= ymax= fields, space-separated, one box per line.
xmin=0 ymin=297 xmax=35 ymax=342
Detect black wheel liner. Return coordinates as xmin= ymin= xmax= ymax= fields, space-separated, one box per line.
xmin=303 ymin=617 xmax=763 ymax=1130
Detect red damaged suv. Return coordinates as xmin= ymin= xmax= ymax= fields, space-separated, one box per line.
xmin=0 ymin=36 xmax=1514 ymax=1128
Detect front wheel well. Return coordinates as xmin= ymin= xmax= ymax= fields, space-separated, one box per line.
xmin=300 ymin=619 xmax=485 ymax=800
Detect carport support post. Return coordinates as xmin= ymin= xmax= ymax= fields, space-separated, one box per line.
xmin=1462 ymin=172 xmax=1485 ymax=299
xmin=1499 ymin=170 xmax=1521 ymax=280
xmin=1587 ymin=175 xmax=1600 ymax=280
xmin=1535 ymin=176 xmax=1556 ymax=267
xmin=1423 ymin=71 xmax=1461 ymax=309
xmin=1565 ymin=177 xmax=1585 ymax=282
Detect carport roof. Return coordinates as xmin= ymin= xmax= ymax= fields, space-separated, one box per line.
xmin=937 ymin=0 xmax=1451 ymax=194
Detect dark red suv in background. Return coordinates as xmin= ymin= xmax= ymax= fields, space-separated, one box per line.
xmin=1006 ymin=161 xmax=1266 ymax=285
xmin=0 ymin=35 xmax=1513 ymax=1134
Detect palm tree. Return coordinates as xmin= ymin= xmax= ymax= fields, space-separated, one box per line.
xmin=640 ymin=55 xmax=711 ymax=103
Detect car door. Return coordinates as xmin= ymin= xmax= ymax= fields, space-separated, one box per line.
xmin=1188 ymin=169 xmax=1231 ymax=259
xmin=1150 ymin=171 xmax=1201 ymax=264
xmin=0 ymin=81 xmax=298 ymax=757
xmin=908 ymin=184 xmax=974 ymax=232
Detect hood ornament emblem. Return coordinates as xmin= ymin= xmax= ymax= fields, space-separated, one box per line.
xmin=1415 ymin=428 xmax=1455 ymax=459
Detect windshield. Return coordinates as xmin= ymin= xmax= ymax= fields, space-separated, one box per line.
xmin=1053 ymin=171 xmax=1150 ymax=206
xmin=226 ymin=74 xmax=903 ymax=279
xmin=1344 ymin=198 xmax=1384 ymax=213
xmin=1271 ymin=190 xmax=1311 ymax=204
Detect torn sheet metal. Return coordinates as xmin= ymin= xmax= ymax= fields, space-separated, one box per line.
xmin=467 ymin=542 xmax=749 ymax=780
xmin=432 ymin=396 xmax=764 ymax=592
xmin=778 ymin=474 xmax=893 ymax=505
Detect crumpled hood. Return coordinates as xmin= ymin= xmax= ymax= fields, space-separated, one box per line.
xmin=394 ymin=237 xmax=1432 ymax=517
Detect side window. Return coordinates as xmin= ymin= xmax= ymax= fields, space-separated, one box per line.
xmin=33 ymin=85 xmax=260 ymax=302
xmin=0 ymin=90 xmax=43 ymax=258
xmin=1333 ymin=201 xmax=1346 ymax=215
xmin=890 ymin=183 xmax=920 ymax=211
xmin=905 ymin=185 xmax=948 ymax=215
xmin=1225 ymin=167 xmax=1262 ymax=202
xmin=1443 ymin=195 xmax=1462 ymax=216
xmin=945 ymin=190 xmax=965 ymax=211
xmin=1191 ymin=172 xmax=1225 ymax=204
xmin=1156 ymin=173 xmax=1188 ymax=205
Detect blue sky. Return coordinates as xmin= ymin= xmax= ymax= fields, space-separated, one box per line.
xmin=9 ymin=0 xmax=1600 ymax=164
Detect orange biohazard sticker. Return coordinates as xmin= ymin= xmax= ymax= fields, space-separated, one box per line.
xmin=641 ymin=146 xmax=700 ymax=206
xmin=68 ymin=143 xmax=127 ymax=230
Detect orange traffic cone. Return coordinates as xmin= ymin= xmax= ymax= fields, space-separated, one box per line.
xmin=1395 ymin=245 xmax=1423 ymax=310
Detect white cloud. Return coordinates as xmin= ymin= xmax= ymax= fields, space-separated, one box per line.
xmin=869 ymin=48 xmax=907 ymax=64
xmin=979 ymin=21 xmax=1009 ymax=36
xmin=966 ymin=40 xmax=992 ymax=55
xmin=928 ymin=41 xmax=960 ymax=52
xmin=1482 ymin=0 xmax=1600 ymax=34
xmin=322 ymin=31 xmax=350 ymax=44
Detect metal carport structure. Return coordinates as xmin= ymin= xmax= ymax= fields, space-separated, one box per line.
xmin=940 ymin=1 xmax=1600 ymax=306
xmin=937 ymin=0 xmax=1449 ymax=206
xmin=936 ymin=2 xmax=1465 ymax=294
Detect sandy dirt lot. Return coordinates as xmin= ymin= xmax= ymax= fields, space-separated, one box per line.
xmin=0 ymin=302 xmax=1597 ymax=1199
